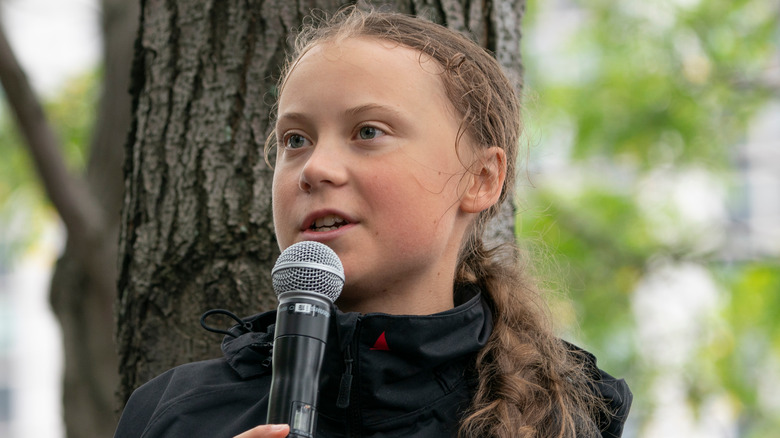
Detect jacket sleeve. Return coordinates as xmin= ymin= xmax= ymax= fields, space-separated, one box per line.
xmin=113 ymin=370 xmax=175 ymax=438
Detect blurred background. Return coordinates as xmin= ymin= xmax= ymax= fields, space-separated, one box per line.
xmin=0 ymin=0 xmax=777 ymax=437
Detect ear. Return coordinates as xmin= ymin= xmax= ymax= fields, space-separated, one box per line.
xmin=460 ymin=146 xmax=507 ymax=214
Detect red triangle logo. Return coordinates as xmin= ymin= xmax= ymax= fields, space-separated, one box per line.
xmin=370 ymin=331 xmax=390 ymax=351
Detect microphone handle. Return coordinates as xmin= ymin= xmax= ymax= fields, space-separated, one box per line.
xmin=267 ymin=292 xmax=332 ymax=437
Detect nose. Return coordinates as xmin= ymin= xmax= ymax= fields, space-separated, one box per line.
xmin=298 ymin=139 xmax=348 ymax=192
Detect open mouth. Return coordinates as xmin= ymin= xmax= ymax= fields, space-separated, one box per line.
xmin=310 ymin=214 xmax=349 ymax=232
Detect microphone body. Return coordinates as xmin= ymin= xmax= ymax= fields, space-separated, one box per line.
xmin=267 ymin=291 xmax=332 ymax=436
xmin=267 ymin=241 xmax=344 ymax=438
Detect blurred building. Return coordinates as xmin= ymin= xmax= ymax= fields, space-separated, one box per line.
xmin=728 ymin=101 xmax=780 ymax=259
xmin=0 ymin=265 xmax=11 ymax=438
xmin=0 ymin=219 xmax=65 ymax=438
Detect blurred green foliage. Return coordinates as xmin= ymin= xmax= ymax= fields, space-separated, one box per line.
xmin=525 ymin=0 xmax=776 ymax=168
xmin=522 ymin=0 xmax=780 ymax=435
xmin=712 ymin=262 xmax=780 ymax=435
xmin=0 ymin=70 xmax=98 ymax=266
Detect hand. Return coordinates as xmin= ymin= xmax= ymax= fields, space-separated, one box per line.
xmin=233 ymin=424 xmax=290 ymax=438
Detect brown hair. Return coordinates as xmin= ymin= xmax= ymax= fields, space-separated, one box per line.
xmin=270 ymin=6 xmax=606 ymax=438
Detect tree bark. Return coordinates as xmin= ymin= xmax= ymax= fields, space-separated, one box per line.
xmin=117 ymin=0 xmax=525 ymax=406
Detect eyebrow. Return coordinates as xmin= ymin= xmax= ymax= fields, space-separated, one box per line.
xmin=344 ymin=103 xmax=405 ymax=120
xmin=277 ymin=103 xmax=406 ymax=126
xmin=276 ymin=111 xmax=308 ymax=125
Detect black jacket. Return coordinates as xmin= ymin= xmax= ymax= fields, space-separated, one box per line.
xmin=114 ymin=291 xmax=632 ymax=437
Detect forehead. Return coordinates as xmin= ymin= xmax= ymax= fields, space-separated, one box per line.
xmin=279 ymin=36 xmax=448 ymax=106
xmin=301 ymin=36 xmax=441 ymax=70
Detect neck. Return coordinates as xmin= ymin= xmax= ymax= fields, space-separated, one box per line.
xmin=335 ymin=280 xmax=456 ymax=315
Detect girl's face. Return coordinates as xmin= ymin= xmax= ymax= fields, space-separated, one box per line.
xmin=272 ymin=37 xmax=487 ymax=315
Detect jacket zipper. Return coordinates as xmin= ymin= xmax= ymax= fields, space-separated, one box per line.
xmin=347 ymin=322 xmax=362 ymax=437
xmin=336 ymin=344 xmax=353 ymax=409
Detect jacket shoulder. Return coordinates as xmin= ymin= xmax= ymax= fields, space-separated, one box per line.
xmin=566 ymin=343 xmax=633 ymax=438
xmin=114 ymin=358 xmax=270 ymax=438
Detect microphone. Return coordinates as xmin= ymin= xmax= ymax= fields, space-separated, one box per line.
xmin=267 ymin=241 xmax=345 ymax=437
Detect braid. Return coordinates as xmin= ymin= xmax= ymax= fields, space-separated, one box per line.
xmin=457 ymin=239 xmax=605 ymax=437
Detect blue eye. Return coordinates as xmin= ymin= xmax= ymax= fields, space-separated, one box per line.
xmin=285 ymin=134 xmax=308 ymax=149
xmin=358 ymin=126 xmax=384 ymax=140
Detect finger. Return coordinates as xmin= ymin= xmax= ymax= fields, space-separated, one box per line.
xmin=233 ymin=424 xmax=290 ymax=438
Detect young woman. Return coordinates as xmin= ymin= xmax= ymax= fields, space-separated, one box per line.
xmin=115 ymin=8 xmax=632 ymax=438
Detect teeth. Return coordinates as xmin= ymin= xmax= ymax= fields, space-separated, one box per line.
xmin=315 ymin=215 xmax=337 ymax=227
xmin=312 ymin=214 xmax=347 ymax=231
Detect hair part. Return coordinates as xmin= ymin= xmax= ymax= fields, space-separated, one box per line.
xmin=270 ymin=6 xmax=609 ymax=437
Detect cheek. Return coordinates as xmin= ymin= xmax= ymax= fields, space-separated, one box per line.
xmin=272 ymin=161 xmax=298 ymax=202
xmin=271 ymin=175 xmax=282 ymax=213
xmin=364 ymin=167 xmax=448 ymax=231
xmin=271 ymin=172 xmax=297 ymax=240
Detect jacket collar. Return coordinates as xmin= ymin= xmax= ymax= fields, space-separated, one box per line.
xmin=220 ymin=284 xmax=492 ymax=384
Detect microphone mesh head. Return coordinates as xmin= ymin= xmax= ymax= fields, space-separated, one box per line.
xmin=272 ymin=241 xmax=345 ymax=302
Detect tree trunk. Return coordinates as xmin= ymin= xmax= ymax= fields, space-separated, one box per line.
xmin=49 ymin=1 xmax=139 ymax=437
xmin=117 ymin=0 xmax=524 ymax=406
